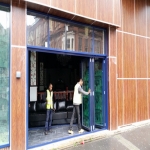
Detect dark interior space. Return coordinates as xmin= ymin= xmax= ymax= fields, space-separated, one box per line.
xmin=37 ymin=52 xmax=83 ymax=92
xmin=29 ymin=52 xmax=86 ymax=128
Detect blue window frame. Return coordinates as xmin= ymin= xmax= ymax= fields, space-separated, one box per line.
xmin=0 ymin=3 xmax=10 ymax=148
xmin=27 ymin=9 xmax=107 ymax=55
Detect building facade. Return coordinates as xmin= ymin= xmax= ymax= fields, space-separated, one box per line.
xmin=0 ymin=0 xmax=150 ymax=150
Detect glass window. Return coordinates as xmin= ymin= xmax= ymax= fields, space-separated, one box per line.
xmin=49 ymin=18 xmax=66 ymax=50
xmin=66 ymin=24 xmax=92 ymax=52
xmin=67 ymin=39 xmax=70 ymax=49
xmin=0 ymin=5 xmax=10 ymax=147
xmin=27 ymin=12 xmax=106 ymax=54
xmin=27 ymin=12 xmax=48 ymax=47
xmin=94 ymin=30 xmax=104 ymax=54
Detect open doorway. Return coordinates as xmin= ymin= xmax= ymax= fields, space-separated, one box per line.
xmin=28 ymin=51 xmax=90 ymax=147
xmin=28 ymin=51 xmax=107 ymax=148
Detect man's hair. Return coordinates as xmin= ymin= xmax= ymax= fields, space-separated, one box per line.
xmin=49 ymin=83 xmax=53 ymax=86
xmin=79 ymin=79 xmax=83 ymax=82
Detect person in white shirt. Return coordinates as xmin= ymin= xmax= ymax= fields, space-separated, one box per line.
xmin=68 ymin=79 xmax=91 ymax=134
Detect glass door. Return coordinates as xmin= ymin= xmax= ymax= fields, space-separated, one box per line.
xmin=81 ymin=59 xmax=92 ymax=131
xmin=81 ymin=57 xmax=107 ymax=131
xmin=94 ymin=58 xmax=106 ymax=129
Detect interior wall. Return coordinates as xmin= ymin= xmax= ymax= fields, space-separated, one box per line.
xmin=117 ymin=0 xmax=150 ymax=127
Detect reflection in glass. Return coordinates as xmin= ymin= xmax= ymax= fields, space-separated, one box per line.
xmin=27 ymin=13 xmax=48 ymax=47
xmin=94 ymin=59 xmax=104 ymax=126
xmin=94 ymin=30 xmax=104 ymax=54
xmin=0 ymin=5 xmax=10 ymax=146
xmin=82 ymin=61 xmax=90 ymax=128
xmin=67 ymin=24 xmax=92 ymax=52
xmin=49 ymin=19 xmax=66 ymax=50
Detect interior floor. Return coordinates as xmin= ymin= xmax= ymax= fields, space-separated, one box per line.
xmin=28 ymin=125 xmax=87 ymax=147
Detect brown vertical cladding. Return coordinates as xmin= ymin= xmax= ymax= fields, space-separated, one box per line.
xmin=109 ymin=27 xmax=117 ymax=130
xmin=123 ymin=34 xmax=136 ymax=78
xmin=137 ymin=80 xmax=148 ymax=121
xmin=124 ymin=80 xmax=136 ymax=124
xmin=136 ymin=37 xmax=147 ymax=78
xmin=114 ymin=0 xmax=121 ymax=25
xmin=122 ymin=0 xmax=135 ymax=33
xmin=117 ymin=32 xmax=123 ymax=78
xmin=117 ymin=80 xmax=123 ymax=126
xmin=24 ymin=0 xmax=121 ymax=26
xmin=109 ymin=58 xmax=117 ymax=130
xmin=51 ymin=0 xmax=75 ymax=13
xmin=135 ymin=0 xmax=146 ymax=36
xmin=97 ymin=0 xmax=113 ymax=23
xmin=28 ymin=0 xmax=50 ymax=5
xmin=11 ymin=1 xmax=26 ymax=150
xmin=76 ymin=0 xmax=96 ymax=19
xmin=148 ymin=39 xmax=150 ymax=78
xmin=148 ymin=80 xmax=150 ymax=119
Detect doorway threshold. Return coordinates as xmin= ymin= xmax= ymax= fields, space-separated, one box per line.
xmin=28 ymin=125 xmax=107 ymax=150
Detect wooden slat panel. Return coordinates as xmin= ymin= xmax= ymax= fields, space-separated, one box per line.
xmin=12 ymin=2 xmax=26 ymax=46
xmin=148 ymin=39 xmax=150 ymax=78
xmin=117 ymin=32 xmax=123 ymax=78
xmin=28 ymin=0 xmax=50 ymax=5
xmin=122 ymin=0 xmax=135 ymax=33
xmin=51 ymin=0 xmax=75 ymax=13
xmin=135 ymin=0 xmax=146 ymax=36
xmin=137 ymin=80 xmax=148 ymax=121
xmin=49 ymin=8 xmax=75 ymax=20
xmin=109 ymin=27 xmax=116 ymax=56
xmin=27 ymin=2 xmax=50 ymax=14
xmin=11 ymin=48 xmax=26 ymax=150
xmin=76 ymin=0 xmax=96 ymax=19
xmin=11 ymin=2 xmax=26 ymax=150
xmin=109 ymin=58 xmax=117 ymax=130
xmin=147 ymin=0 xmax=150 ymax=37
xmin=123 ymin=34 xmax=136 ymax=78
xmin=148 ymin=80 xmax=150 ymax=119
xmin=97 ymin=0 xmax=113 ymax=23
xmin=136 ymin=37 xmax=147 ymax=78
xmin=117 ymin=80 xmax=123 ymax=126
xmin=124 ymin=80 xmax=136 ymax=124
xmin=114 ymin=0 xmax=121 ymax=25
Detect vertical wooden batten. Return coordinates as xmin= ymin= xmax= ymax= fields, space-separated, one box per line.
xmin=10 ymin=0 xmax=26 ymax=150
xmin=108 ymin=27 xmax=117 ymax=130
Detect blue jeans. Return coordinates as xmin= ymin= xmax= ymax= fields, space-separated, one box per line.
xmin=45 ymin=109 xmax=52 ymax=131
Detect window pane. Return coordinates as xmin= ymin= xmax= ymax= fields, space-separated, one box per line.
xmin=94 ymin=30 xmax=104 ymax=54
xmin=49 ymin=18 xmax=66 ymax=50
xmin=66 ymin=24 xmax=92 ymax=52
xmin=0 ymin=5 xmax=10 ymax=146
xmin=27 ymin=13 xmax=48 ymax=47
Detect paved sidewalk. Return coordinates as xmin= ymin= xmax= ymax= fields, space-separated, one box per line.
xmin=66 ymin=124 xmax=150 ymax=150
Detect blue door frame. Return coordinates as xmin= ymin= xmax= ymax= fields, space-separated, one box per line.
xmin=26 ymin=46 xmax=108 ymax=149
xmin=26 ymin=9 xmax=108 ymax=148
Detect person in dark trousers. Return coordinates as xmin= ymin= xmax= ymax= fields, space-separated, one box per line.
xmin=68 ymin=79 xmax=91 ymax=134
xmin=44 ymin=83 xmax=54 ymax=135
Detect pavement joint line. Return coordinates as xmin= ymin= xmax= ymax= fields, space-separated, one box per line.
xmin=114 ymin=135 xmax=140 ymax=150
